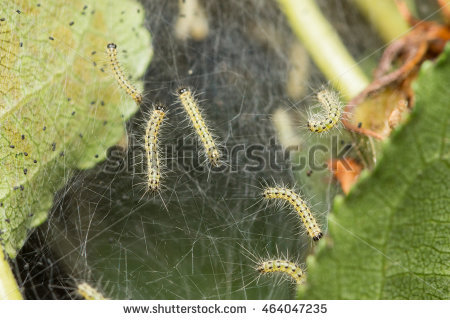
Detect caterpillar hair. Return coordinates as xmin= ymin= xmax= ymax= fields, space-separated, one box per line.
xmin=263 ymin=186 xmax=323 ymax=241
xmin=177 ymin=87 xmax=221 ymax=166
xmin=106 ymin=43 xmax=142 ymax=105
xmin=144 ymin=103 xmax=166 ymax=192
xmin=257 ymin=259 xmax=305 ymax=284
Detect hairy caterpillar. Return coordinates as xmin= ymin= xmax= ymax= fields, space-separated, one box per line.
xmin=257 ymin=259 xmax=305 ymax=284
xmin=145 ymin=104 xmax=166 ymax=192
xmin=307 ymin=89 xmax=342 ymax=133
xmin=106 ymin=43 xmax=142 ymax=105
xmin=263 ymin=187 xmax=323 ymax=241
xmin=177 ymin=87 xmax=220 ymax=166
xmin=76 ymin=282 xmax=107 ymax=300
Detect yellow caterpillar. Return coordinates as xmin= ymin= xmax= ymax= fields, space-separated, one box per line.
xmin=77 ymin=282 xmax=108 ymax=300
xmin=145 ymin=104 xmax=166 ymax=192
xmin=177 ymin=87 xmax=220 ymax=166
xmin=106 ymin=43 xmax=142 ymax=105
xmin=307 ymin=89 xmax=342 ymax=133
xmin=144 ymin=105 xmax=166 ymax=191
xmin=263 ymin=187 xmax=323 ymax=241
xmin=257 ymin=260 xmax=305 ymax=284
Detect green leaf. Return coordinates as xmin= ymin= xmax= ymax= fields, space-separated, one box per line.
xmin=298 ymin=45 xmax=450 ymax=299
xmin=0 ymin=0 xmax=152 ymax=257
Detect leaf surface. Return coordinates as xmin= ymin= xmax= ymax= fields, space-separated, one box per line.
xmin=299 ymin=45 xmax=450 ymax=299
xmin=0 ymin=0 xmax=152 ymax=257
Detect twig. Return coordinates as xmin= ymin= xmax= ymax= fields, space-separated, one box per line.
xmin=277 ymin=0 xmax=369 ymax=99
xmin=352 ymin=0 xmax=410 ymax=42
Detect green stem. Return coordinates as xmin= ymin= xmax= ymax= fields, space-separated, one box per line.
xmin=277 ymin=0 xmax=369 ymax=100
xmin=351 ymin=0 xmax=410 ymax=43
xmin=0 ymin=248 xmax=22 ymax=300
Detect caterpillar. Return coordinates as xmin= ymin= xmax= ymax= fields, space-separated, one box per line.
xmin=307 ymin=89 xmax=342 ymax=133
xmin=106 ymin=43 xmax=142 ymax=105
xmin=145 ymin=104 xmax=166 ymax=192
xmin=76 ymin=282 xmax=107 ymax=300
xmin=177 ymin=87 xmax=220 ymax=166
xmin=263 ymin=187 xmax=323 ymax=241
xmin=257 ymin=259 xmax=305 ymax=284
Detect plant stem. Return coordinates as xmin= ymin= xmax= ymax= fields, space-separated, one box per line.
xmin=351 ymin=0 xmax=410 ymax=43
xmin=277 ymin=0 xmax=369 ymax=100
xmin=0 ymin=248 xmax=22 ymax=300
